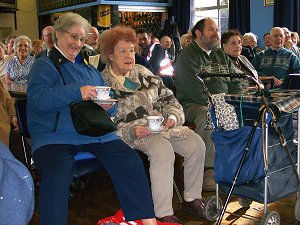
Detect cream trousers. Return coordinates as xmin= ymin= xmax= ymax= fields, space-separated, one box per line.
xmin=140 ymin=131 xmax=205 ymax=218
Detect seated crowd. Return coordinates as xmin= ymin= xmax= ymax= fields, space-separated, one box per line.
xmin=0 ymin=14 xmax=299 ymax=225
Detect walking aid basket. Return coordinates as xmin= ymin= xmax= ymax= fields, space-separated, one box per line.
xmin=195 ymin=72 xmax=300 ymax=225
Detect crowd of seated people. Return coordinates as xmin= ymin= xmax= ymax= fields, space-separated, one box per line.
xmin=1 ymin=13 xmax=300 ymax=225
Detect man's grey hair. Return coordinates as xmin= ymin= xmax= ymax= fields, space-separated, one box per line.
xmin=270 ymin=27 xmax=284 ymax=36
xmin=242 ymin=32 xmax=257 ymax=42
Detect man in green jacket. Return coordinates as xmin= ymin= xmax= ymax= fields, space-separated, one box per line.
xmin=175 ymin=18 xmax=242 ymax=191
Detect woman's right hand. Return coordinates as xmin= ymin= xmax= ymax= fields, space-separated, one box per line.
xmin=132 ymin=125 xmax=151 ymax=139
xmin=80 ymin=86 xmax=97 ymax=100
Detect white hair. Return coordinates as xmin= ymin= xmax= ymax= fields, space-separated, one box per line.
xmin=13 ymin=35 xmax=32 ymax=52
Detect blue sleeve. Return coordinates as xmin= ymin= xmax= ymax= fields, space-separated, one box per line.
xmin=27 ymin=58 xmax=82 ymax=113
xmin=107 ymin=103 xmax=117 ymax=116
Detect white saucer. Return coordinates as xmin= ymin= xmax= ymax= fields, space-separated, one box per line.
xmin=148 ymin=126 xmax=168 ymax=133
xmin=93 ymin=98 xmax=118 ymax=104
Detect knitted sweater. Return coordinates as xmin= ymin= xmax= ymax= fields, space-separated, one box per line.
xmin=175 ymin=41 xmax=243 ymax=107
xmin=101 ymin=64 xmax=192 ymax=151
xmin=252 ymin=47 xmax=300 ymax=80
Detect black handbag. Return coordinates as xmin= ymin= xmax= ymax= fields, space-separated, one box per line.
xmin=69 ymin=100 xmax=117 ymax=137
xmin=49 ymin=52 xmax=116 ymax=137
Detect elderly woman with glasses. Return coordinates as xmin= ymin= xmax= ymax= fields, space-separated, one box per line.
xmin=5 ymin=35 xmax=34 ymax=84
xmin=27 ymin=12 xmax=159 ymax=225
xmin=221 ymin=29 xmax=260 ymax=90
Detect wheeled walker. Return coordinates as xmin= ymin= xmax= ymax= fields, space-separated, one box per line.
xmin=195 ymin=73 xmax=300 ymax=225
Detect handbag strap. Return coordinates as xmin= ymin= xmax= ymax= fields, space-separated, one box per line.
xmin=48 ymin=52 xmax=67 ymax=132
xmin=56 ymin=66 xmax=66 ymax=86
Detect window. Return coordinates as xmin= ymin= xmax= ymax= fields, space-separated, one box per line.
xmin=193 ymin=0 xmax=229 ymax=34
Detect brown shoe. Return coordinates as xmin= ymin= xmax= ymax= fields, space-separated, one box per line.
xmin=157 ymin=215 xmax=181 ymax=224
xmin=182 ymin=198 xmax=205 ymax=216
xmin=203 ymin=169 xmax=216 ymax=192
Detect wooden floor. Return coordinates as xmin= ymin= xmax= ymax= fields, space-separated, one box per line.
xmin=28 ymin=168 xmax=300 ymax=225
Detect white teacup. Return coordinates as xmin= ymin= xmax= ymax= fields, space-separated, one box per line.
xmin=147 ymin=116 xmax=164 ymax=131
xmin=95 ymin=86 xmax=111 ymax=100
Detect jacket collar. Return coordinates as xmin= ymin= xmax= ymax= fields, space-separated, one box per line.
xmin=48 ymin=45 xmax=89 ymax=68
xmin=48 ymin=47 xmax=69 ymax=68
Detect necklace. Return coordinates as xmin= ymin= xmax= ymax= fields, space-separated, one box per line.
xmin=234 ymin=59 xmax=242 ymax=69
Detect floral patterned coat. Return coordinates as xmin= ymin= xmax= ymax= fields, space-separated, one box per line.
xmin=101 ymin=64 xmax=192 ymax=150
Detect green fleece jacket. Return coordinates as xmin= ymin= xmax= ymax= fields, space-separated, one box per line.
xmin=175 ymin=41 xmax=243 ymax=107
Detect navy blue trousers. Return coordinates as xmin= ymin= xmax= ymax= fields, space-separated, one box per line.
xmin=33 ymin=140 xmax=155 ymax=225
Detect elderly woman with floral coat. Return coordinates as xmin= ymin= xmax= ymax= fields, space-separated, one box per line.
xmin=99 ymin=26 xmax=206 ymax=223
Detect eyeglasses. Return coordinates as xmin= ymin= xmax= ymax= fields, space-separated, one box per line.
xmin=62 ymin=29 xmax=86 ymax=43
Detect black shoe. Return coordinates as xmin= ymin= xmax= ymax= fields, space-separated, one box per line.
xmin=157 ymin=215 xmax=181 ymax=223
xmin=182 ymin=198 xmax=204 ymax=217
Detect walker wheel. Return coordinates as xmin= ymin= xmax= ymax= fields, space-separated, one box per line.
xmin=238 ymin=197 xmax=252 ymax=207
xmin=295 ymin=198 xmax=300 ymax=221
xmin=261 ymin=211 xmax=280 ymax=225
xmin=202 ymin=195 xmax=222 ymax=221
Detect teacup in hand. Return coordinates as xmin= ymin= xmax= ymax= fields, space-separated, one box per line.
xmin=147 ymin=116 xmax=164 ymax=131
xmin=95 ymin=86 xmax=111 ymax=100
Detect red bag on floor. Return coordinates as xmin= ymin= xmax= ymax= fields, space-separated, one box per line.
xmin=97 ymin=210 xmax=181 ymax=225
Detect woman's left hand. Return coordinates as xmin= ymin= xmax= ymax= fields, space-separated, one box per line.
xmin=164 ymin=118 xmax=176 ymax=129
